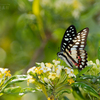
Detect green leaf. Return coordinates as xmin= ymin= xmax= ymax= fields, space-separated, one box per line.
xmin=78 ymin=65 xmax=92 ymax=76
xmin=72 ymin=87 xmax=84 ymax=100
xmin=80 ymin=75 xmax=95 ymax=80
xmin=3 ymin=86 xmax=36 ymax=95
xmin=1 ymin=75 xmax=27 ymax=92
xmin=4 ymin=86 xmax=21 ymax=94
xmin=62 ymin=96 xmax=69 ymax=100
xmin=8 ymin=75 xmax=27 ymax=85
xmin=56 ymin=70 xmax=67 ymax=86
xmin=1 ymin=76 xmax=18 ymax=92
xmin=39 ymin=83 xmax=48 ymax=98
xmin=56 ymin=88 xmax=71 ymax=98
xmin=20 ymin=87 xmax=36 ymax=94
xmin=98 ymin=46 xmax=100 ymax=60
xmin=73 ymin=82 xmax=100 ymax=99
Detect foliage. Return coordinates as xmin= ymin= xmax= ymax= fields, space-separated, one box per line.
xmin=1 ymin=59 xmax=100 ymax=100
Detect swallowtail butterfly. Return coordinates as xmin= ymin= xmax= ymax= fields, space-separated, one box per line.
xmin=57 ymin=25 xmax=89 ymax=70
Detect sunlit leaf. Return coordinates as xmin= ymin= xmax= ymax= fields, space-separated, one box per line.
xmin=4 ymin=86 xmax=21 ymax=94
xmin=72 ymin=87 xmax=84 ymax=100
xmin=39 ymin=83 xmax=48 ymax=98
xmin=56 ymin=70 xmax=67 ymax=86
xmin=20 ymin=87 xmax=36 ymax=93
xmin=55 ymin=88 xmax=71 ymax=98
xmin=73 ymin=82 xmax=100 ymax=99
xmin=8 ymin=75 xmax=27 ymax=84
xmin=62 ymin=96 xmax=69 ymax=100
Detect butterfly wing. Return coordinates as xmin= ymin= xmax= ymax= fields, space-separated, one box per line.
xmin=70 ymin=28 xmax=89 ymax=70
xmin=61 ymin=25 xmax=77 ymax=52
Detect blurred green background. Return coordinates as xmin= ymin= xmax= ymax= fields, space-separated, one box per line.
xmin=0 ymin=0 xmax=100 ymax=100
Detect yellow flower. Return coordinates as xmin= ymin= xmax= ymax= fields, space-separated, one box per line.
xmin=45 ymin=63 xmax=53 ymax=68
xmin=27 ymin=75 xmax=35 ymax=86
xmin=47 ymin=95 xmax=54 ymax=100
xmin=0 ymin=72 xmax=2 ymax=78
xmin=35 ymin=67 xmax=43 ymax=74
xmin=5 ymin=70 xmax=11 ymax=77
xmin=67 ymin=78 xmax=75 ymax=85
xmin=48 ymin=73 xmax=59 ymax=80
xmin=73 ymin=0 xmax=83 ymax=9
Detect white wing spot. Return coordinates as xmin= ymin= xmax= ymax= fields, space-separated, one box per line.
xmin=70 ymin=38 xmax=72 ymax=40
xmin=63 ymin=45 xmax=65 ymax=48
xmin=65 ymin=35 xmax=67 ymax=37
xmin=67 ymin=34 xmax=70 ymax=36
xmin=73 ymin=40 xmax=77 ymax=42
xmin=79 ymin=48 xmax=83 ymax=50
xmin=81 ymin=56 xmax=85 ymax=58
xmin=71 ymin=48 xmax=77 ymax=50
xmin=80 ymin=45 xmax=84 ymax=47
xmin=83 ymin=34 xmax=86 ymax=36
xmin=82 ymin=59 xmax=85 ymax=61
xmin=82 ymin=36 xmax=85 ymax=38
xmin=66 ymin=30 xmax=68 ymax=32
xmin=82 ymin=53 xmax=85 ymax=55
xmin=70 ymin=27 xmax=72 ymax=29
xmin=77 ymin=36 xmax=80 ymax=38
xmin=73 ymin=45 xmax=78 ymax=48
xmin=78 ymin=40 xmax=81 ymax=42
xmin=81 ymin=62 xmax=84 ymax=65
xmin=82 ymin=39 xmax=85 ymax=41
xmin=76 ymin=42 xmax=79 ymax=44
xmin=69 ymin=44 xmax=72 ymax=46
xmin=68 ymin=46 xmax=70 ymax=48
xmin=78 ymin=33 xmax=80 ymax=35
xmin=80 ymin=65 xmax=82 ymax=68
xmin=64 ymin=43 xmax=67 ymax=45
xmin=65 ymin=38 xmax=69 ymax=41
xmin=83 ymin=29 xmax=87 ymax=32
xmin=73 ymin=34 xmax=75 ymax=36
xmin=72 ymin=31 xmax=74 ymax=33
xmin=74 ymin=37 xmax=77 ymax=39
xmin=69 ymin=30 xmax=71 ymax=32
xmin=62 ymin=48 xmax=64 ymax=50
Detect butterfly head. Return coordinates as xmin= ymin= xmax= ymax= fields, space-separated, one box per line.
xmin=57 ymin=52 xmax=64 ymax=60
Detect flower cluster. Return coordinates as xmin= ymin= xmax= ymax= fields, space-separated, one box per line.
xmin=27 ymin=60 xmax=76 ymax=86
xmin=87 ymin=59 xmax=100 ymax=75
xmin=27 ymin=60 xmax=76 ymax=99
xmin=0 ymin=68 xmax=11 ymax=87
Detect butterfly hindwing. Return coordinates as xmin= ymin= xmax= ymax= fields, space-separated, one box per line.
xmin=70 ymin=28 xmax=89 ymax=69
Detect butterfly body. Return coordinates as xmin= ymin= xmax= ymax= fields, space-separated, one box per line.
xmin=57 ymin=25 xmax=89 ymax=70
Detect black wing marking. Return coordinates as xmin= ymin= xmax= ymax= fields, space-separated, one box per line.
xmin=61 ymin=25 xmax=77 ymax=52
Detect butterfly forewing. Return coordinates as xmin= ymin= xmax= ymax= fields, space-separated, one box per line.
xmin=61 ymin=25 xmax=77 ymax=52
xmin=58 ymin=25 xmax=89 ymax=70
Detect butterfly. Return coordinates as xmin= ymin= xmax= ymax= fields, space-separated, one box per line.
xmin=57 ymin=25 xmax=89 ymax=70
